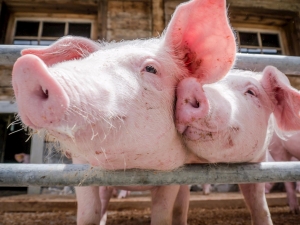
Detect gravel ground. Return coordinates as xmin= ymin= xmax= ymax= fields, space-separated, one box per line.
xmin=0 ymin=206 xmax=299 ymax=225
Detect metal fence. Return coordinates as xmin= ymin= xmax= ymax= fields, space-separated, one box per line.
xmin=1 ymin=45 xmax=300 ymax=75
xmin=1 ymin=162 xmax=300 ymax=186
xmin=1 ymin=45 xmax=300 ymax=187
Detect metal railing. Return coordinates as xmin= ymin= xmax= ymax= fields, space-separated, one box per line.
xmin=1 ymin=162 xmax=300 ymax=186
xmin=1 ymin=45 xmax=300 ymax=75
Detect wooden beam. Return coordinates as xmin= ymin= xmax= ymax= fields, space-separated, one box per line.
xmin=152 ymin=0 xmax=165 ymax=36
xmin=97 ymin=0 xmax=108 ymax=40
xmin=97 ymin=0 xmax=102 ymax=40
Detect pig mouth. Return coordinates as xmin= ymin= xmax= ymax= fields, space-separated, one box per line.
xmin=19 ymin=114 xmax=42 ymax=130
xmin=182 ymin=126 xmax=215 ymax=141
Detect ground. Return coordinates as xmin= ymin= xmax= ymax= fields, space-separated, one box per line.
xmin=0 ymin=207 xmax=299 ymax=225
xmin=0 ymin=191 xmax=299 ymax=225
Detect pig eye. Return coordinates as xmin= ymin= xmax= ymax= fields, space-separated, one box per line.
xmin=145 ymin=65 xmax=157 ymax=74
xmin=246 ymin=89 xmax=256 ymax=96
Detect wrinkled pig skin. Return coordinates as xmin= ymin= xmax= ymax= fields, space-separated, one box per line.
xmin=176 ymin=66 xmax=300 ymax=225
xmin=266 ymin=131 xmax=300 ymax=214
xmin=11 ymin=0 xmax=236 ymax=225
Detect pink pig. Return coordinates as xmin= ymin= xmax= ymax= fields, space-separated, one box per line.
xmin=11 ymin=0 xmax=236 ymax=224
xmin=14 ymin=153 xmax=30 ymax=163
xmin=265 ymin=130 xmax=300 ymax=214
xmin=175 ymin=67 xmax=300 ymax=225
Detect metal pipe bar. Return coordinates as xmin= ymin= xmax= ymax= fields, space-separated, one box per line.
xmin=235 ymin=53 xmax=300 ymax=75
xmin=0 ymin=45 xmax=300 ymax=75
xmin=0 ymin=45 xmax=41 ymax=67
xmin=0 ymin=162 xmax=300 ymax=187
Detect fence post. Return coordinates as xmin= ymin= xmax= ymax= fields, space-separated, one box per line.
xmin=28 ymin=133 xmax=44 ymax=194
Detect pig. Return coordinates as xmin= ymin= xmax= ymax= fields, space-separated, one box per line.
xmin=99 ymin=185 xmax=190 ymax=225
xmin=175 ymin=66 xmax=300 ymax=225
xmin=14 ymin=153 xmax=30 ymax=163
xmin=265 ymin=131 xmax=300 ymax=214
xmin=202 ymin=184 xmax=211 ymax=195
xmin=11 ymin=0 xmax=236 ymax=224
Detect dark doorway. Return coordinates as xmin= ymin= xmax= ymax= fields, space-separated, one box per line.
xmin=0 ymin=114 xmax=31 ymax=195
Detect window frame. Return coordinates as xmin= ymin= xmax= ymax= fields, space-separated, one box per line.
xmin=5 ymin=13 xmax=97 ymax=44
xmin=233 ymin=24 xmax=289 ymax=55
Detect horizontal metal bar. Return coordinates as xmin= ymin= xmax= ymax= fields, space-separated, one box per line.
xmin=0 ymin=101 xmax=18 ymax=113
xmin=235 ymin=53 xmax=300 ymax=75
xmin=1 ymin=45 xmax=300 ymax=75
xmin=0 ymin=45 xmax=42 ymax=67
xmin=0 ymin=162 xmax=300 ymax=187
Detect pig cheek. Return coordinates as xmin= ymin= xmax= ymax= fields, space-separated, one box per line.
xmin=141 ymin=72 xmax=163 ymax=91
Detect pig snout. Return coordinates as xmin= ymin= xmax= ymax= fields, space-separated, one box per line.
xmin=176 ymin=77 xmax=209 ymax=135
xmin=175 ymin=77 xmax=231 ymax=141
xmin=12 ymin=54 xmax=69 ymax=129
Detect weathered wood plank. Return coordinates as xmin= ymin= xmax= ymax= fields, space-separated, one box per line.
xmin=108 ymin=15 xmax=150 ymax=30
xmin=152 ymin=0 xmax=164 ymax=36
xmin=97 ymin=0 xmax=107 ymax=40
xmin=164 ymin=1 xmax=180 ymax=26
xmin=107 ymin=1 xmax=151 ymax=41
xmin=107 ymin=29 xmax=151 ymax=40
xmin=0 ymin=66 xmax=13 ymax=86
xmin=0 ymin=88 xmax=14 ymax=101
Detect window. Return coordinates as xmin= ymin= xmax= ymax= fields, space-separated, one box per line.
xmin=12 ymin=19 xmax=92 ymax=46
xmin=235 ymin=29 xmax=285 ymax=55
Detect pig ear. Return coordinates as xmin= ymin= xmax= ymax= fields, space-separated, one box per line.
xmin=164 ymin=0 xmax=236 ymax=83
xmin=261 ymin=66 xmax=300 ymax=131
xmin=21 ymin=36 xmax=100 ymax=67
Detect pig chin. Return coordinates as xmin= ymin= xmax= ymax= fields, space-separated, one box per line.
xmin=182 ymin=126 xmax=215 ymax=141
xmin=183 ymin=126 xmax=267 ymax=163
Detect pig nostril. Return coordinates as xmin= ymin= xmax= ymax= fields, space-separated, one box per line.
xmin=40 ymin=87 xmax=49 ymax=99
xmin=185 ymin=98 xmax=200 ymax=108
xmin=191 ymin=100 xmax=200 ymax=108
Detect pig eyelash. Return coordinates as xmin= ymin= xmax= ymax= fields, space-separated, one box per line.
xmin=145 ymin=65 xmax=157 ymax=74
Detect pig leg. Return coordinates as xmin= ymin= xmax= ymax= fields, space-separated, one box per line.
xmin=118 ymin=190 xmax=130 ymax=199
xmin=75 ymin=186 xmax=101 ymax=225
xmin=296 ymin=182 xmax=300 ymax=193
xmin=265 ymin=182 xmax=275 ymax=194
xmin=150 ymin=185 xmax=181 ymax=225
xmin=202 ymin=184 xmax=211 ymax=195
xmin=239 ymin=183 xmax=273 ymax=225
xmin=271 ymin=150 xmax=299 ymax=213
xmin=265 ymin=152 xmax=275 ymax=194
xmin=99 ymin=186 xmax=114 ymax=225
xmin=73 ymin=157 xmax=101 ymax=225
xmin=172 ymin=185 xmax=189 ymax=225
xmin=284 ymin=182 xmax=300 ymax=214
xmin=291 ymin=158 xmax=300 ymax=193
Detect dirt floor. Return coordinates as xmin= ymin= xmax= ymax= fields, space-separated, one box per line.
xmin=0 ymin=206 xmax=299 ymax=225
xmin=0 ymin=190 xmax=299 ymax=225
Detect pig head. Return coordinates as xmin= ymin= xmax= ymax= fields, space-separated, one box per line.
xmin=12 ymin=0 xmax=236 ymax=170
xmin=175 ymin=66 xmax=300 ymax=225
xmin=176 ymin=66 xmax=300 ymax=163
